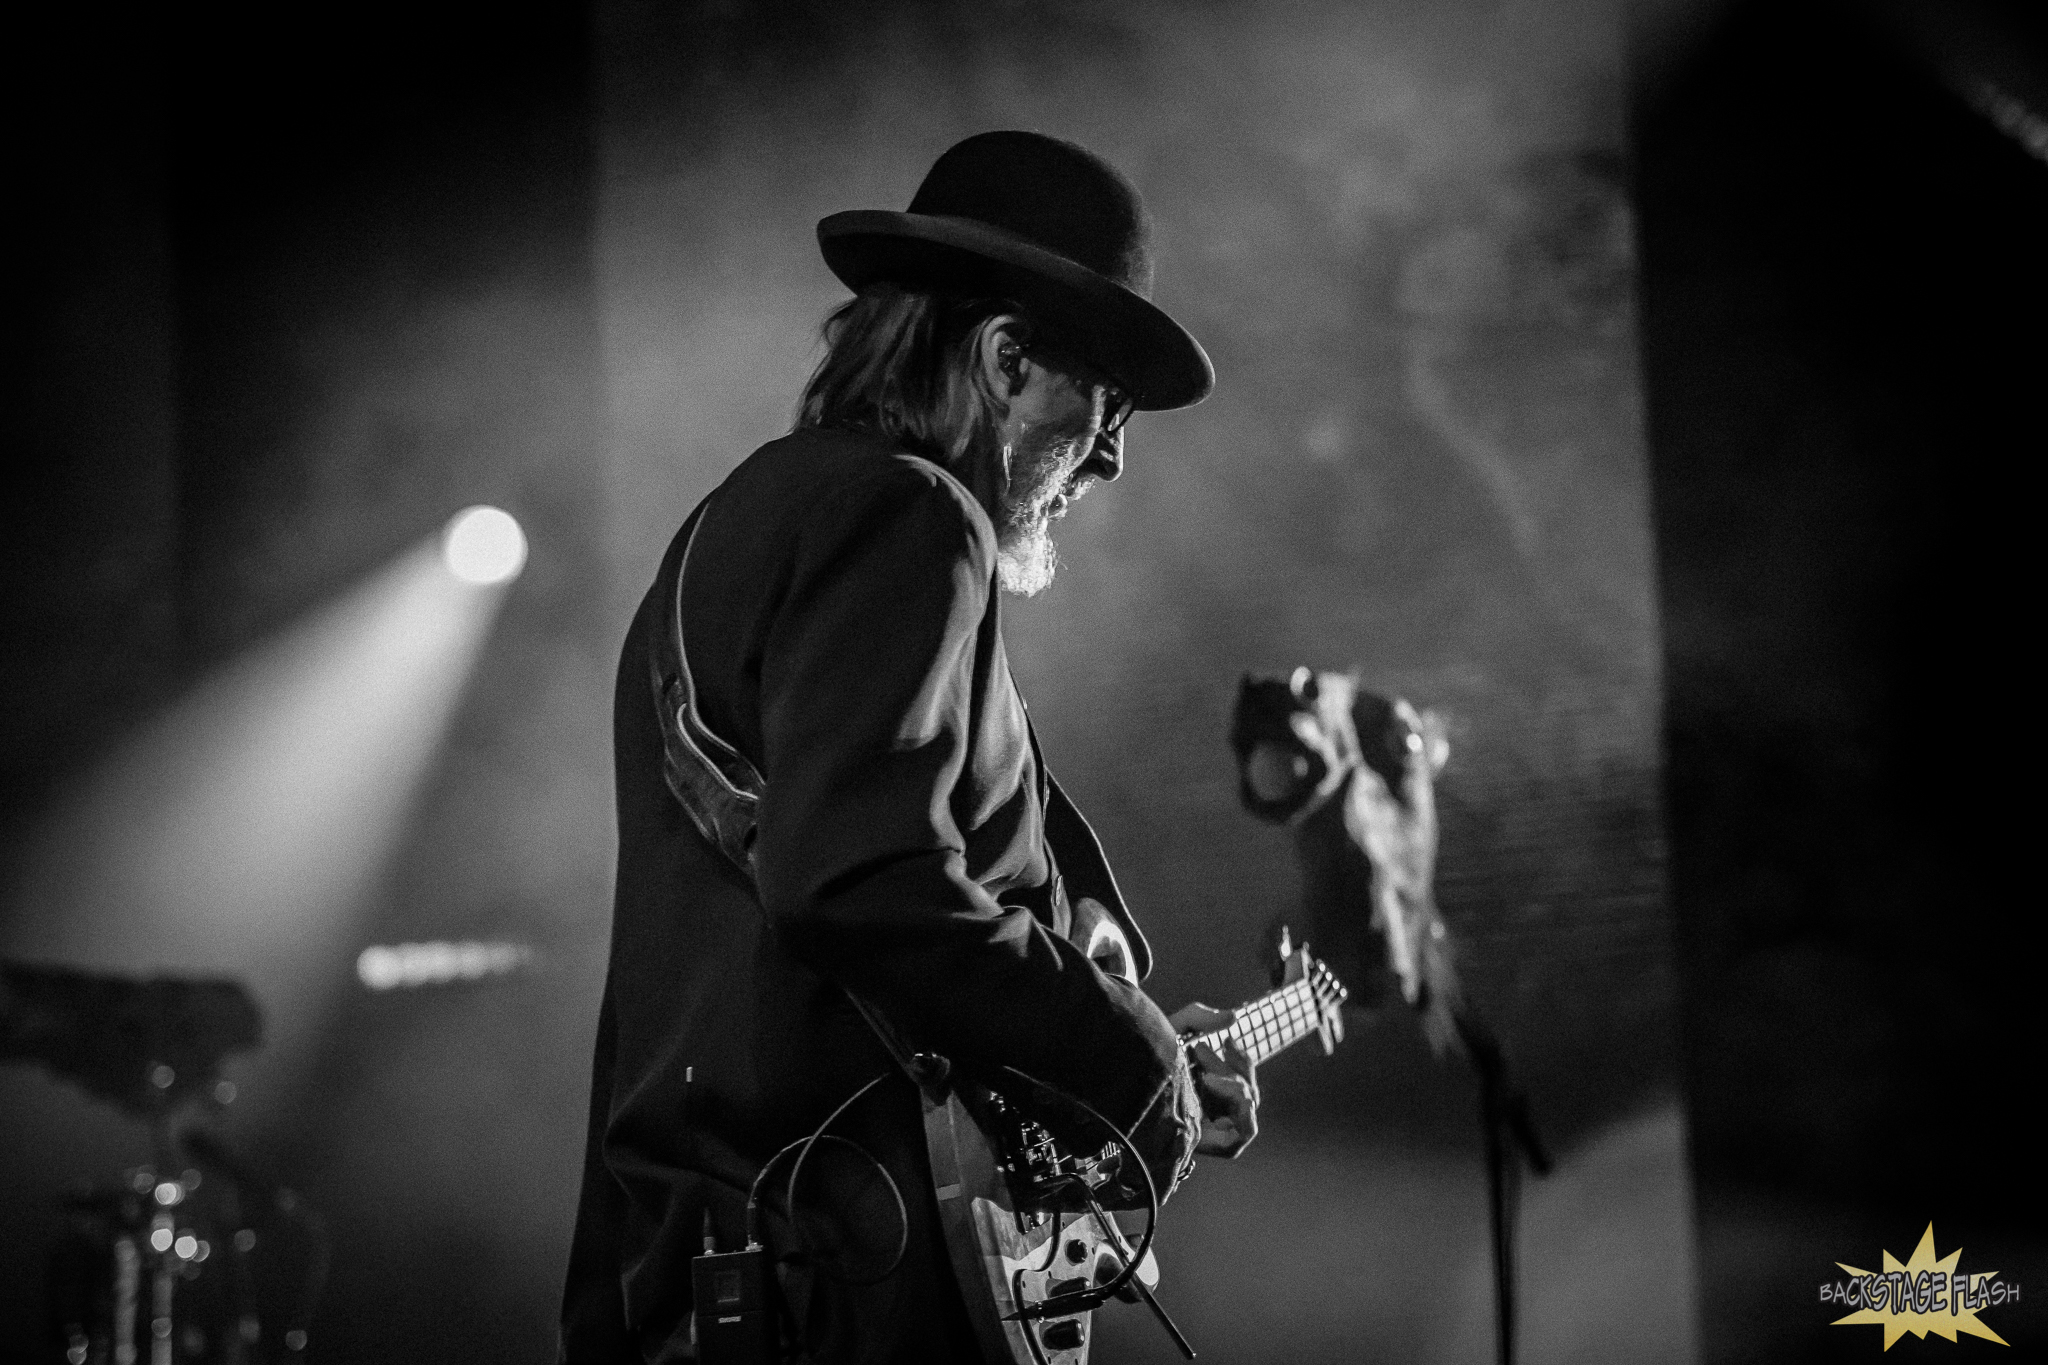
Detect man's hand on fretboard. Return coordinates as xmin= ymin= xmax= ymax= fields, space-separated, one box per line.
xmin=1167 ymin=1001 xmax=1261 ymax=1158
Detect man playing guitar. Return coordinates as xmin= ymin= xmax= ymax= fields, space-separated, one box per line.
xmin=559 ymin=131 xmax=1257 ymax=1364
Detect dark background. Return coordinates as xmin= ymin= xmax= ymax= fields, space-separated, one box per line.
xmin=1633 ymin=0 xmax=2046 ymax=1358
xmin=2 ymin=0 xmax=2040 ymax=1361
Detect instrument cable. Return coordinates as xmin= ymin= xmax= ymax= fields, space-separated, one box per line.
xmin=742 ymin=1071 xmax=909 ymax=1286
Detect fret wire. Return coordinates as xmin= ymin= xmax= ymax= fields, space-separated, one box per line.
xmin=1211 ymin=980 xmax=1333 ymax=1063
xmin=1262 ymin=995 xmax=1291 ymax=1054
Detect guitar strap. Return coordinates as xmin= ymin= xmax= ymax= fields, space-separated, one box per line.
xmin=645 ymin=491 xmax=941 ymax=1089
xmin=648 ymin=498 xmax=765 ymax=877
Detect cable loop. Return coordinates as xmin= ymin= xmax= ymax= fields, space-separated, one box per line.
xmin=742 ymin=1072 xmax=908 ymax=1284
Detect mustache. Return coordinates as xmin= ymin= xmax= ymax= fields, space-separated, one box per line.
xmin=1001 ymin=449 xmax=1089 ymax=527
xmin=1048 ymin=475 xmax=1096 ymax=518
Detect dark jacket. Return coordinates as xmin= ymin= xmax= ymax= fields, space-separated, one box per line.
xmin=561 ymin=427 xmax=1186 ymax=1364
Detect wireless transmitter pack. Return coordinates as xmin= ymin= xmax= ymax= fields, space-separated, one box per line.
xmin=691 ymin=1237 xmax=778 ymax=1365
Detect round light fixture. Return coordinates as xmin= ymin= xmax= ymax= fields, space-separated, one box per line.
xmin=442 ymin=506 xmax=527 ymax=586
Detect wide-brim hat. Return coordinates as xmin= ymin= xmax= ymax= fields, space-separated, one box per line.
xmin=817 ymin=131 xmax=1214 ymax=411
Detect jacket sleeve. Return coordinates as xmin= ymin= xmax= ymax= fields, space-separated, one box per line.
xmin=749 ymin=461 xmax=1184 ymax=1146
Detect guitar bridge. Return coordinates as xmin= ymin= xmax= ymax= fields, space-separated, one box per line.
xmin=971 ymin=1089 xmax=1114 ymax=1217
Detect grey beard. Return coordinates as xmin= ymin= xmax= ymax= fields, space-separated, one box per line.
xmin=997 ymin=518 xmax=1058 ymax=596
xmin=993 ymin=435 xmax=1083 ymax=596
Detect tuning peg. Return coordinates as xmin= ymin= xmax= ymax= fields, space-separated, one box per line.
xmin=1266 ymin=922 xmax=1294 ymax=987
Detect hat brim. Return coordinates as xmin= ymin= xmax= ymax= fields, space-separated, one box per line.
xmin=817 ymin=209 xmax=1214 ymax=411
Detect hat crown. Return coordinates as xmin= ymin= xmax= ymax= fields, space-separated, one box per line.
xmin=906 ymin=131 xmax=1155 ymax=299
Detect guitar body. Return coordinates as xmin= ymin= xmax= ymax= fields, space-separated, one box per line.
xmin=922 ymin=944 xmax=1347 ymax=1365
xmin=923 ymin=1086 xmax=1115 ymax=1364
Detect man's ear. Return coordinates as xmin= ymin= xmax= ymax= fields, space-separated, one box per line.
xmin=975 ymin=314 xmax=1032 ymax=398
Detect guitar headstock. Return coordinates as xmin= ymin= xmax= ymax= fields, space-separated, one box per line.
xmin=1271 ymin=924 xmax=1350 ymax=1055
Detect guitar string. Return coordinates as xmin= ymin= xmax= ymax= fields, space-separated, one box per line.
xmin=1238 ymin=989 xmax=1292 ymax=1058
xmin=1225 ymin=982 xmax=1318 ymax=1064
xmin=1202 ymin=978 xmax=1337 ymax=1064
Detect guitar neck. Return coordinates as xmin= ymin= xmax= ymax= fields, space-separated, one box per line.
xmin=1189 ymin=977 xmax=1326 ymax=1068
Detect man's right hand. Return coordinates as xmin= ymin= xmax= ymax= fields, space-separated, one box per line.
xmin=1118 ymin=1049 xmax=1203 ymax=1207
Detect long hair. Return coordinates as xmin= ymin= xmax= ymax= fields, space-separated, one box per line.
xmin=795 ymin=284 xmax=1020 ymax=493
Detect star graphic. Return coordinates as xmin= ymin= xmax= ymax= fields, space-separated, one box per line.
xmin=1832 ymin=1223 xmax=2009 ymax=1350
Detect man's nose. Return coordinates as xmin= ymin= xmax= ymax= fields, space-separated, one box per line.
xmin=1081 ymin=430 xmax=1124 ymax=483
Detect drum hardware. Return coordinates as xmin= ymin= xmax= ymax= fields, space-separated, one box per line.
xmin=5 ymin=961 xmax=325 ymax=1363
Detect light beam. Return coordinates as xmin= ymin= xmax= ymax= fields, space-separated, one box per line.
xmin=2 ymin=531 xmax=518 ymax=1122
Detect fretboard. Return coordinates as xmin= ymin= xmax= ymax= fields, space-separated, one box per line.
xmin=1187 ymin=977 xmax=1326 ymax=1068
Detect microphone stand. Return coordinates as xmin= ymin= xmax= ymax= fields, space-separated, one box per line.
xmin=1452 ymin=1011 xmax=1551 ymax=1365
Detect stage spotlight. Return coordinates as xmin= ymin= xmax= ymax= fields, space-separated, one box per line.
xmin=442 ymin=506 xmax=527 ymax=585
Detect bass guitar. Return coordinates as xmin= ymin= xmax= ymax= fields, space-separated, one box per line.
xmin=920 ymin=934 xmax=1347 ymax=1364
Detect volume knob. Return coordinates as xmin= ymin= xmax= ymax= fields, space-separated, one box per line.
xmin=1039 ymin=1319 xmax=1085 ymax=1351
